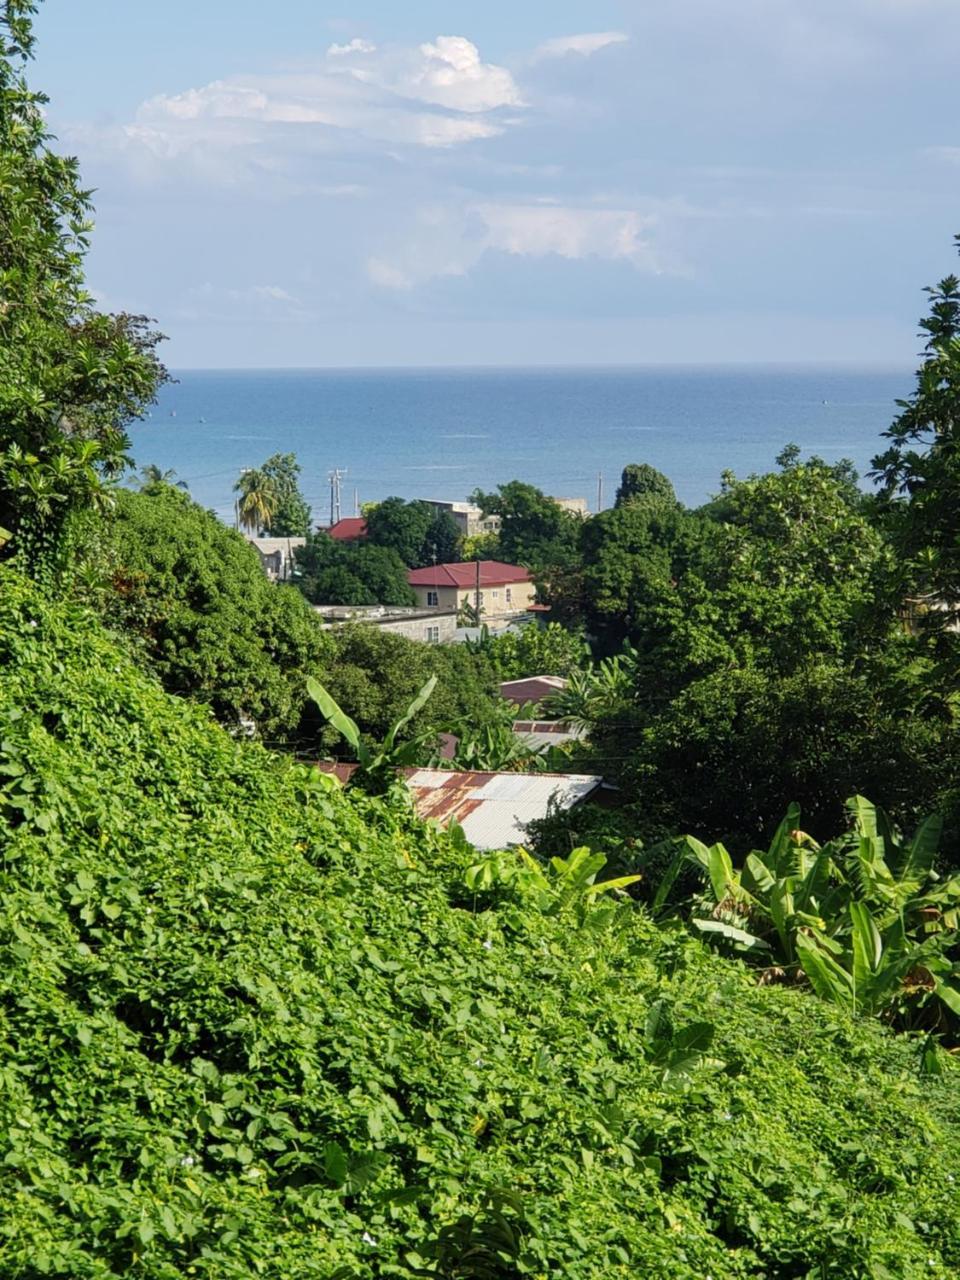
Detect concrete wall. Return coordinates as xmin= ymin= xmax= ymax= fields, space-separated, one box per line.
xmin=315 ymin=605 xmax=458 ymax=644
xmin=411 ymin=579 xmax=536 ymax=619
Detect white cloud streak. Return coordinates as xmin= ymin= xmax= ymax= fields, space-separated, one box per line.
xmin=531 ymin=32 xmax=629 ymax=61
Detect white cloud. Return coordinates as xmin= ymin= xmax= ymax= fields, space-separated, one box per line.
xmin=85 ymin=34 xmax=525 ymax=176
xmin=479 ymin=204 xmax=657 ymax=266
xmin=402 ymin=36 xmax=523 ymax=112
xmin=366 ymin=202 xmax=664 ymax=289
xmin=327 ymin=38 xmax=377 ymax=57
xmin=532 ymin=32 xmax=629 ymax=61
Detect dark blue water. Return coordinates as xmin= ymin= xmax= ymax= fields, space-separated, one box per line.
xmin=130 ymin=366 xmax=913 ymax=524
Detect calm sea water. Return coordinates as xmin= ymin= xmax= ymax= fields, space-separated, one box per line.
xmin=130 ymin=366 xmax=914 ymax=524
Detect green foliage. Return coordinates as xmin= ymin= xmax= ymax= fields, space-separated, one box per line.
xmin=295 ymin=532 xmax=415 ymax=607
xmin=466 ymin=621 xmax=589 ymax=682
xmin=260 ymin=453 xmax=311 ymax=537
xmin=591 ymin=659 xmax=958 ymax=852
xmin=311 ymin=624 xmax=499 ymax=751
xmin=470 ymin=481 xmax=580 ymax=585
xmin=436 ymin=696 xmax=556 ymax=774
xmin=672 ymin=796 xmax=960 ymax=1034
xmin=0 ymin=4 xmax=166 ymax=576
xmin=307 ymin=673 xmax=438 ymax=790
xmin=872 ymin=234 xmax=960 ymax=624
xmin=233 ymin=467 xmax=276 ymax=534
xmin=544 ymin=646 xmax=637 ymax=731
xmin=98 ymin=484 xmax=332 ymax=737
xmin=365 ymin=498 xmax=461 ymax=569
xmin=615 ymin=463 xmax=678 ymax=509
xmin=3 ymin=568 xmax=960 ymax=1275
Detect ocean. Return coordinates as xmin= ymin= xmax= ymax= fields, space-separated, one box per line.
xmin=130 ymin=365 xmax=915 ymax=524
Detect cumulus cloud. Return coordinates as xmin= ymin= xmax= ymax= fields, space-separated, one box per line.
xmin=366 ymin=202 xmax=663 ymax=290
xmin=531 ymin=32 xmax=629 ymax=62
xmin=83 ymin=33 xmax=524 ymax=180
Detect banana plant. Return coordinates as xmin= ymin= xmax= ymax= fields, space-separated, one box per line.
xmin=655 ymin=803 xmax=842 ymax=963
xmin=671 ymin=795 xmax=960 ymax=1032
xmin=306 ymin=674 xmax=437 ymax=789
xmin=465 ymin=846 xmax=641 ymax=923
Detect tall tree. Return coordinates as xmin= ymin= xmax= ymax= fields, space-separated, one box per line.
xmin=260 ymin=452 xmax=311 ymax=537
xmin=295 ymin=532 xmax=415 ymax=607
xmin=615 ymin=463 xmax=678 ymax=508
xmin=470 ymin=481 xmax=580 ymax=578
xmin=872 ymin=233 xmax=960 ymax=625
xmin=234 ymin=467 xmax=277 ymax=535
xmin=0 ymin=2 xmax=167 ymax=574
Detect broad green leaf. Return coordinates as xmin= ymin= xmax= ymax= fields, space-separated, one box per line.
xmin=850 ymin=901 xmax=883 ymax=989
xmin=796 ymin=933 xmax=855 ymax=1009
xmin=382 ymin=675 xmax=437 ymax=752
xmin=706 ymin=842 xmax=736 ymax=903
xmin=692 ymin=918 xmax=769 ymax=950
xmin=306 ymin=676 xmax=364 ymax=756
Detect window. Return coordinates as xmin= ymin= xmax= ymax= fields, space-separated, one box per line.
xmin=426 ymin=590 xmax=439 ymax=607
xmin=491 ymin=589 xmax=500 ymax=600
xmin=425 ymin=626 xmax=440 ymax=643
xmin=505 ymin=587 xmax=512 ymax=605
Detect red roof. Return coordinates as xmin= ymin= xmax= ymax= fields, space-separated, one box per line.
xmin=407 ymin=560 xmax=531 ymax=589
xmin=327 ymin=517 xmax=367 ymax=541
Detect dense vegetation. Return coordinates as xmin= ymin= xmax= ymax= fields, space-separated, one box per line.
xmin=4 ymin=569 xmax=960 ymax=1279
xmin=5 ymin=2 xmax=960 ymax=1273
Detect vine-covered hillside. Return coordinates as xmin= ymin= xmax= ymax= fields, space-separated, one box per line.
xmin=1 ymin=567 xmax=959 ymax=1279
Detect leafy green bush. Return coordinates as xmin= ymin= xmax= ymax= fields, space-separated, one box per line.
xmin=99 ymin=484 xmax=333 ymax=738
xmin=3 ymin=567 xmax=960 ymax=1277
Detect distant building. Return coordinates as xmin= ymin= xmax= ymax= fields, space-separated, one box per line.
xmin=247 ymin=536 xmax=305 ymax=582
xmin=551 ymin=496 xmax=589 ymax=517
xmin=313 ymin=604 xmax=458 ymax=644
xmin=423 ymin=500 xmax=500 ymax=539
xmin=326 ymin=517 xmax=368 ymax=543
xmin=407 ymin=561 xmax=535 ymax=620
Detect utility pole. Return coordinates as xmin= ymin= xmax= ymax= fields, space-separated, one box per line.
xmin=353 ymin=487 xmax=360 ymax=517
xmin=597 ymin=470 xmax=604 ymax=514
xmin=474 ymin=558 xmax=482 ymax=626
xmin=328 ymin=467 xmax=346 ymax=527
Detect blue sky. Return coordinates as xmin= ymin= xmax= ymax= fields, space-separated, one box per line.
xmin=32 ymin=0 xmax=960 ymax=367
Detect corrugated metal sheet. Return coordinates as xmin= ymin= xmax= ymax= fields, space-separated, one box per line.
xmin=405 ymin=769 xmax=602 ymax=851
xmin=316 ymin=765 xmax=602 ymax=850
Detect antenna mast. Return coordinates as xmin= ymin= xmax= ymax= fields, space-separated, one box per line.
xmin=328 ymin=467 xmax=347 ymax=527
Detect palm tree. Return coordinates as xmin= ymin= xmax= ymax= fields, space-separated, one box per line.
xmin=234 ymin=468 xmax=278 ymax=534
xmin=140 ymin=463 xmax=187 ymax=489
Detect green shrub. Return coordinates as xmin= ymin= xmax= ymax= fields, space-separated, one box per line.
xmin=2 ymin=567 xmax=960 ymax=1277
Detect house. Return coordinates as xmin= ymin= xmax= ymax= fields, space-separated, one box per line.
xmin=247 ymin=536 xmax=305 ymax=582
xmin=423 ymin=500 xmax=500 ymax=539
xmin=318 ymin=766 xmax=604 ymax=851
xmin=499 ymin=675 xmax=567 ymax=707
xmin=407 ymin=560 xmax=535 ymax=620
xmin=313 ymin=604 xmax=458 ymax=644
xmin=326 ymin=517 xmax=368 ymax=543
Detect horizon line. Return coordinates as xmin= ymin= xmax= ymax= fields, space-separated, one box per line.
xmin=162 ymin=359 xmax=917 ymax=374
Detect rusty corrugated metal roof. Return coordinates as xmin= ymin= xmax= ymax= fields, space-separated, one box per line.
xmin=404 ymin=769 xmax=602 ymax=850
xmin=315 ymin=764 xmax=601 ymax=850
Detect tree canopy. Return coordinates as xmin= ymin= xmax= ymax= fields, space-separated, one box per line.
xmin=615 ymin=462 xmax=678 ymax=508
xmin=872 ymin=234 xmax=960 ymax=624
xmin=295 ymin=532 xmax=415 ymax=607
xmin=260 ymin=452 xmax=311 ymax=538
xmin=470 ymin=481 xmax=581 ymax=586
xmin=0 ymin=3 xmax=167 ymax=573
xmin=364 ymin=497 xmax=461 ymax=568
xmin=101 ymin=483 xmax=331 ymax=737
